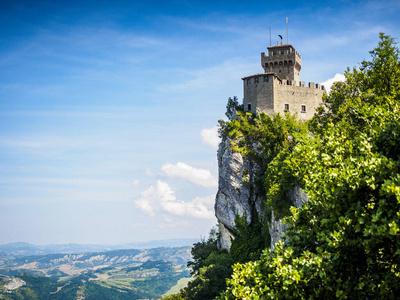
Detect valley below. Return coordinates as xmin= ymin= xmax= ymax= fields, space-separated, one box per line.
xmin=0 ymin=242 xmax=193 ymax=299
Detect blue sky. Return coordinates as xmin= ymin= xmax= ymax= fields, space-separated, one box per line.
xmin=1 ymin=0 xmax=400 ymax=245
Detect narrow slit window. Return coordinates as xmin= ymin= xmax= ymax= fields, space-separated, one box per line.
xmin=284 ymin=103 xmax=289 ymax=111
xmin=301 ymin=105 xmax=306 ymax=113
xmin=247 ymin=104 xmax=251 ymax=111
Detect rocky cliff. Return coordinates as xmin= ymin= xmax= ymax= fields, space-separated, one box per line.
xmin=214 ymin=137 xmax=308 ymax=251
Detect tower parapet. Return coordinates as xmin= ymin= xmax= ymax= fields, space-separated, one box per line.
xmin=261 ymin=43 xmax=301 ymax=83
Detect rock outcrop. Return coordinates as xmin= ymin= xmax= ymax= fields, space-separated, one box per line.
xmin=214 ymin=137 xmax=308 ymax=251
xmin=269 ymin=185 xmax=308 ymax=251
xmin=214 ymin=137 xmax=254 ymax=250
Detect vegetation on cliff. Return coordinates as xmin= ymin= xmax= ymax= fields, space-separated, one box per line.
xmin=219 ymin=32 xmax=400 ymax=299
xmin=219 ymin=107 xmax=308 ymax=219
xmin=166 ymin=33 xmax=400 ymax=299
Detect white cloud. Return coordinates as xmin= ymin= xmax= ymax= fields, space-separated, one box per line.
xmin=131 ymin=179 xmax=140 ymax=186
xmin=162 ymin=194 xmax=215 ymax=219
xmin=161 ymin=162 xmax=217 ymax=187
xmin=321 ymin=73 xmax=346 ymax=93
xmin=134 ymin=180 xmax=174 ymax=216
xmin=134 ymin=181 xmax=214 ymax=219
xmin=201 ymin=126 xmax=220 ymax=149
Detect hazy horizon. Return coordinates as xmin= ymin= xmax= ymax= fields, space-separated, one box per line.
xmin=0 ymin=237 xmax=199 ymax=246
xmin=1 ymin=0 xmax=400 ymax=245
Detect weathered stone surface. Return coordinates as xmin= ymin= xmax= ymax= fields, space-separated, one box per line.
xmin=287 ymin=184 xmax=308 ymax=208
xmin=217 ymin=221 xmax=234 ymax=250
xmin=214 ymin=138 xmax=252 ymax=250
xmin=269 ymin=185 xmax=308 ymax=251
xmin=215 ymin=137 xmax=308 ymax=252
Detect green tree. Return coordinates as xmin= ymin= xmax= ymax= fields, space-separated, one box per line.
xmin=225 ymin=96 xmax=244 ymax=120
xmin=187 ymin=227 xmax=219 ymax=276
xmin=229 ymin=211 xmax=269 ymax=264
xmin=310 ymin=33 xmax=400 ymax=136
xmin=183 ymin=251 xmax=233 ymax=300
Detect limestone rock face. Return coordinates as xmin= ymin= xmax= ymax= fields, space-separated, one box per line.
xmin=214 ymin=138 xmax=252 ymax=234
xmin=269 ymin=185 xmax=308 ymax=251
xmin=214 ymin=137 xmax=308 ymax=252
xmin=215 ymin=138 xmax=261 ymax=251
xmin=217 ymin=221 xmax=234 ymax=250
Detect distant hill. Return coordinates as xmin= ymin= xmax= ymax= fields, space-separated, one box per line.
xmin=121 ymin=238 xmax=199 ymax=249
xmin=0 ymin=238 xmax=199 ymax=257
xmin=1 ymin=247 xmax=191 ymax=270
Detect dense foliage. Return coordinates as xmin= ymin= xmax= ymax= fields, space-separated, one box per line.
xmin=225 ymin=96 xmax=244 ymax=120
xmin=219 ymin=33 xmax=400 ymax=299
xmin=219 ymin=106 xmax=308 ymax=219
xmin=229 ymin=211 xmax=268 ymax=264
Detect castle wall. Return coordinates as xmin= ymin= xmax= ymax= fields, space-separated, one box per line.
xmin=274 ymin=81 xmax=325 ymax=120
xmin=243 ymin=74 xmax=325 ymax=120
xmin=243 ymin=73 xmax=275 ymax=116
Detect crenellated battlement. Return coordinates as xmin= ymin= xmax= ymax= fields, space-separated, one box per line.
xmin=278 ymin=79 xmax=325 ymax=90
xmin=242 ymin=73 xmax=325 ymax=91
xmin=265 ymin=44 xmax=301 ymax=59
xmin=261 ymin=43 xmax=301 ymax=82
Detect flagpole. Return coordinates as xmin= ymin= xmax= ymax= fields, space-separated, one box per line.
xmin=286 ymin=16 xmax=288 ymax=44
xmin=269 ymin=27 xmax=271 ymax=46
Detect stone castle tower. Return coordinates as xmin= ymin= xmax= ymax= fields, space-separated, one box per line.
xmin=242 ymin=42 xmax=325 ymax=120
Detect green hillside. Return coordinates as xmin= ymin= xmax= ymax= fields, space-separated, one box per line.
xmin=0 ymin=247 xmax=191 ymax=299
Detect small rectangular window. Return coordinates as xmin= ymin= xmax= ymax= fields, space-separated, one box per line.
xmin=301 ymin=105 xmax=306 ymax=113
xmin=263 ymin=76 xmax=269 ymax=82
xmin=284 ymin=104 xmax=289 ymax=111
xmin=247 ymin=104 xmax=251 ymax=111
xmin=247 ymin=79 xmax=251 ymax=86
xmin=254 ymin=77 xmax=259 ymax=83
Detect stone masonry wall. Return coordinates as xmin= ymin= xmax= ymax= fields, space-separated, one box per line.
xmin=243 ymin=73 xmax=325 ymax=119
xmin=243 ymin=73 xmax=274 ymax=115
xmin=274 ymin=80 xmax=325 ymax=120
